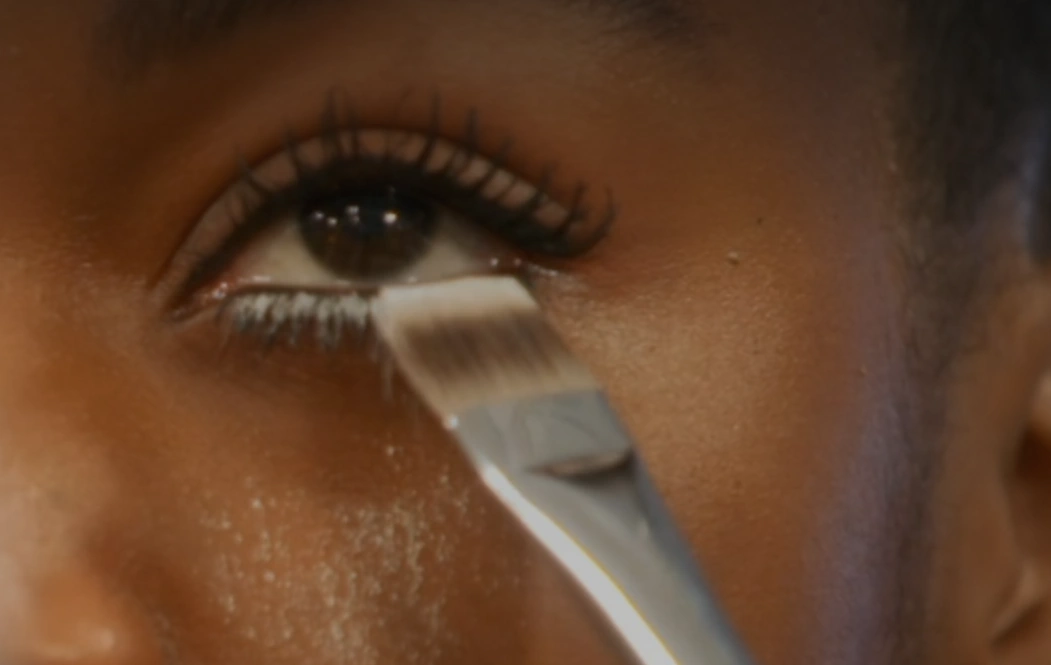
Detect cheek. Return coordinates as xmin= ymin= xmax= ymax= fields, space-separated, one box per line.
xmin=0 ymin=281 xmax=625 ymax=665
xmin=71 ymin=351 xmax=520 ymax=663
xmin=541 ymin=200 xmax=912 ymax=664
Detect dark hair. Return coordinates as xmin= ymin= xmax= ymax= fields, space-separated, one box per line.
xmin=900 ymin=0 xmax=1051 ymax=247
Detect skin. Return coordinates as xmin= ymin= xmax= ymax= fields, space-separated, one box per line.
xmin=0 ymin=1 xmax=1050 ymax=664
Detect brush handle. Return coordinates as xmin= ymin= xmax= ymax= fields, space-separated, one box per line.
xmin=451 ymin=391 xmax=756 ymax=665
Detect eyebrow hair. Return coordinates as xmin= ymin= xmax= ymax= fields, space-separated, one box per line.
xmin=99 ymin=0 xmax=697 ymax=72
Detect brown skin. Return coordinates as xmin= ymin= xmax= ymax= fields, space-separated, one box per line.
xmin=1 ymin=1 xmax=1050 ymax=664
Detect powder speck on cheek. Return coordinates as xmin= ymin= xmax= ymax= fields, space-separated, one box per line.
xmin=192 ymin=462 xmax=472 ymax=665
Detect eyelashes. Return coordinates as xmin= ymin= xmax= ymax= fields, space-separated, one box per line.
xmin=221 ymin=289 xmax=374 ymax=350
xmin=166 ymin=93 xmax=617 ymax=351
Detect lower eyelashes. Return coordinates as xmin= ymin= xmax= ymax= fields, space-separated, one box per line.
xmin=221 ymin=290 xmax=373 ymax=350
xmin=162 ymin=97 xmax=616 ymax=352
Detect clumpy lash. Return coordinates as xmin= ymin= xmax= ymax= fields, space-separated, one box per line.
xmin=221 ymin=289 xmax=375 ymax=349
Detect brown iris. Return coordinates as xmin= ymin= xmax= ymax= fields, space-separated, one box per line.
xmin=297 ymin=187 xmax=437 ymax=279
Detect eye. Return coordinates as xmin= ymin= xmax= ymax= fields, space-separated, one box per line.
xmin=166 ymin=106 xmax=615 ymax=349
xmin=297 ymin=187 xmax=439 ymax=280
xmin=227 ymin=185 xmax=510 ymax=291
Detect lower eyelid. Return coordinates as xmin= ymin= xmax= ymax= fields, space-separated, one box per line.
xmin=210 ymin=218 xmax=510 ymax=351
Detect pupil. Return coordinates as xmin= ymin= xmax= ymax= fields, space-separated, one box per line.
xmin=297 ymin=188 xmax=436 ymax=279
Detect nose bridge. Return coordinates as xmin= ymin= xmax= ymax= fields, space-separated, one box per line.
xmin=0 ymin=565 xmax=168 ymax=665
xmin=0 ymin=304 xmax=167 ymax=664
xmin=0 ymin=423 xmax=170 ymax=665
xmin=0 ymin=272 xmax=139 ymax=474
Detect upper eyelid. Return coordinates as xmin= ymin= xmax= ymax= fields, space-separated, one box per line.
xmin=241 ymin=129 xmax=571 ymax=228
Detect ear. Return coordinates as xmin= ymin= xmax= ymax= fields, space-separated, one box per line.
xmin=979 ymin=123 xmax=1051 ymax=659
xmin=990 ymin=347 xmax=1051 ymax=664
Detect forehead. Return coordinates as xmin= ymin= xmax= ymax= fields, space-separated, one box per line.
xmin=0 ymin=0 xmax=894 ymax=238
xmin=1 ymin=0 xmax=891 ymax=79
xmin=98 ymin=0 xmax=698 ymax=61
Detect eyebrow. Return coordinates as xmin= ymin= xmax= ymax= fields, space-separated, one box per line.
xmin=99 ymin=0 xmax=697 ymax=72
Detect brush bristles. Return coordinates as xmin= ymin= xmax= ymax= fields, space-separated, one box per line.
xmin=371 ymin=277 xmax=597 ymax=417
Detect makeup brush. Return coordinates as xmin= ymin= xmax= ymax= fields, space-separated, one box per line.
xmin=371 ymin=275 xmax=753 ymax=665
